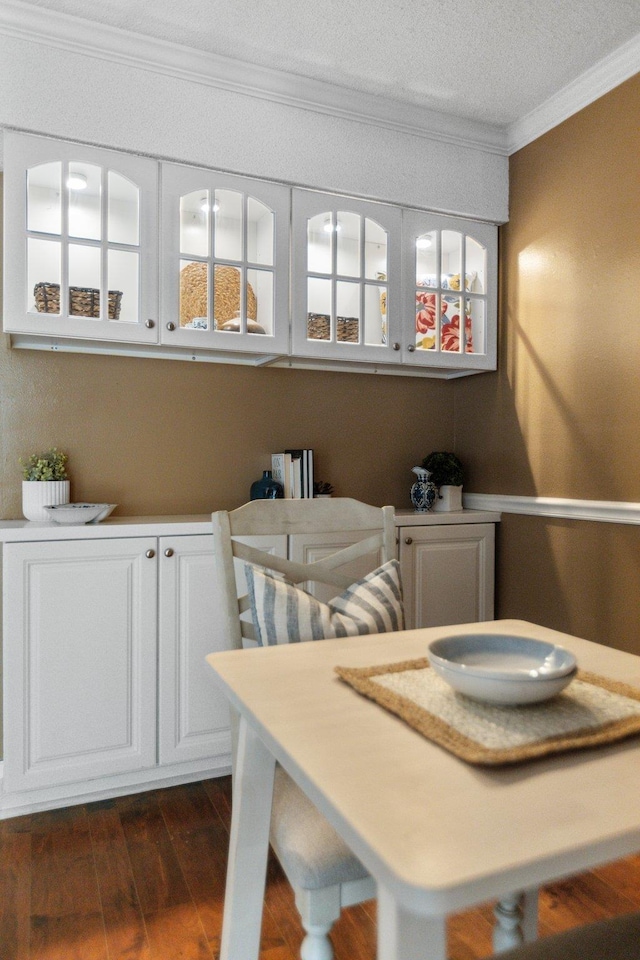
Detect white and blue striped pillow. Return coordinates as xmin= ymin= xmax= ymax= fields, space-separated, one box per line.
xmin=244 ymin=558 xmax=404 ymax=646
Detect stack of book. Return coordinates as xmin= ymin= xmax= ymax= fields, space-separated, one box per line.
xmin=271 ymin=449 xmax=314 ymax=498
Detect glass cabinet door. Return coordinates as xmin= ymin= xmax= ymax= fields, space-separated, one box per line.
xmin=3 ymin=132 xmax=158 ymax=343
xmin=401 ymin=210 xmax=497 ymax=370
xmin=292 ymin=190 xmax=402 ymax=363
xmin=161 ymin=164 xmax=289 ymax=355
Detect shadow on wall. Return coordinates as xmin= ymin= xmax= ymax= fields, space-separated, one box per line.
xmin=497 ymin=514 xmax=640 ymax=654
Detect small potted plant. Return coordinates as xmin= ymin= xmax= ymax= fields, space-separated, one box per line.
xmin=421 ymin=452 xmax=464 ymax=512
xmin=20 ymin=447 xmax=70 ymax=521
xmin=313 ymin=481 xmax=334 ymax=498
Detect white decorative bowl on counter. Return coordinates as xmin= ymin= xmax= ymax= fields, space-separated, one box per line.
xmin=427 ymin=633 xmax=578 ymax=705
xmin=43 ymin=503 xmax=117 ymax=525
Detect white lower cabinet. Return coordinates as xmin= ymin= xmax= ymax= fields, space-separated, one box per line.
xmin=0 ymin=511 xmax=497 ymax=814
xmin=399 ymin=521 xmax=495 ymax=629
xmin=2 ymin=530 xmax=242 ymax=807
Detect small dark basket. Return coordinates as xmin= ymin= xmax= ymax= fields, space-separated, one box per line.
xmin=307 ymin=312 xmax=359 ymax=343
xmin=34 ymin=283 xmax=123 ymax=320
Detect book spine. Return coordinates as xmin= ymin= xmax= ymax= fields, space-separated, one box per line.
xmin=305 ymin=449 xmax=314 ymax=498
xmin=285 ymin=450 xmax=304 ymax=499
xmin=271 ymin=453 xmax=293 ymax=498
xmin=271 ymin=453 xmax=285 ymax=488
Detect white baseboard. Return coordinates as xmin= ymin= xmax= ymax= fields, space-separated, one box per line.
xmin=0 ymin=755 xmax=231 ymax=819
xmin=464 ymin=493 xmax=640 ymax=525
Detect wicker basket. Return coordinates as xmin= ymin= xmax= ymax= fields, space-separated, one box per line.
xmin=307 ymin=313 xmax=359 ymax=342
xmin=179 ymin=262 xmax=258 ymax=328
xmin=34 ymin=283 xmax=122 ymax=320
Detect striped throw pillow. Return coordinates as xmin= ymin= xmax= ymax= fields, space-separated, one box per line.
xmin=245 ymin=558 xmax=404 ymax=646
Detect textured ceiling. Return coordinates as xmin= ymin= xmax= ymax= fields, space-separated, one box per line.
xmin=8 ymin=0 xmax=640 ymax=126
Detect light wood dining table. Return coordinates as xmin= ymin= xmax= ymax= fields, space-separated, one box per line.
xmin=206 ymin=619 xmax=640 ymax=960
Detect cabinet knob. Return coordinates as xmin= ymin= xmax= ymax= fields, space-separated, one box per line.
xmin=145 ymin=549 xmax=156 ymax=559
xmin=145 ymin=319 xmax=155 ymax=329
xmin=392 ymin=342 xmax=400 ymax=351
xmin=404 ymin=537 xmax=413 ymax=545
xmin=164 ymin=548 xmax=174 ymax=557
xmin=166 ymin=321 xmax=176 ymax=332
xmin=407 ymin=344 xmax=416 ymax=352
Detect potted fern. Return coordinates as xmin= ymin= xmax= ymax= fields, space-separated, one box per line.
xmin=421 ymin=452 xmax=464 ymax=512
xmin=21 ymin=448 xmax=70 ymax=521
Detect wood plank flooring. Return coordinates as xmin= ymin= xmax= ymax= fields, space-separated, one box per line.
xmin=1 ymin=775 xmax=639 ymax=960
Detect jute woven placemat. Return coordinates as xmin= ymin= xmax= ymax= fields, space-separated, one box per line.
xmin=335 ymin=658 xmax=640 ymax=766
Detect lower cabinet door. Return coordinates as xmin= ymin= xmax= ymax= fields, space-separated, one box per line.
xmin=158 ymin=534 xmax=227 ymax=766
xmin=3 ymin=538 xmax=158 ymax=792
xmin=399 ymin=523 xmax=495 ymax=629
xmin=157 ymin=533 xmax=287 ymax=766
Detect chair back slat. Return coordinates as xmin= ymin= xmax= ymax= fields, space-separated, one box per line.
xmin=232 ymin=538 xmax=357 ymax=589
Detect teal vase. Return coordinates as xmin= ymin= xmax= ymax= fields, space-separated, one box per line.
xmin=250 ymin=470 xmax=284 ymax=500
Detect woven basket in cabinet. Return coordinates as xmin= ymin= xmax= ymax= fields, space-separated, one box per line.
xmin=34 ymin=283 xmax=123 ymax=320
xmin=307 ymin=313 xmax=359 ymax=342
xmin=179 ymin=262 xmax=257 ymax=327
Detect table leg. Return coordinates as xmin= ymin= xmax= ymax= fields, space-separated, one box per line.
xmin=220 ymin=716 xmax=276 ymax=960
xmin=493 ymin=888 xmax=539 ymax=952
xmin=377 ymin=884 xmax=447 ymax=960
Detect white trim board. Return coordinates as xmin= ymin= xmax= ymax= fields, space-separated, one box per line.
xmin=1 ymin=0 xmax=639 ymax=158
xmin=0 ymin=756 xmax=232 ymax=819
xmin=464 ymin=493 xmax=640 ymax=526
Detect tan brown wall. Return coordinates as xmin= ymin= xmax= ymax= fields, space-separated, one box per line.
xmin=0 ymin=170 xmax=454 ymax=519
xmin=455 ymin=74 xmax=640 ymax=653
xmin=0 ymin=348 xmax=454 ymax=516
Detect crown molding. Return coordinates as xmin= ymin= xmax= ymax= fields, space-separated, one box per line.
xmin=506 ymin=31 xmax=640 ymax=153
xmin=464 ymin=493 xmax=640 ymax=526
xmin=0 ymin=0 xmax=509 ymax=156
xmin=2 ymin=1 xmax=637 ymax=162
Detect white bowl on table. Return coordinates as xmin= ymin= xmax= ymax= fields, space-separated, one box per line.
xmin=427 ymin=633 xmax=578 ymax=706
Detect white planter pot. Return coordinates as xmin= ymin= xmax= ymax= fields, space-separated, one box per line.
xmin=432 ymin=484 xmax=463 ymax=513
xmin=22 ymin=480 xmax=70 ymax=522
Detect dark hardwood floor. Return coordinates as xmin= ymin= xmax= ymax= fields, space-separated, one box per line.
xmin=1 ymin=775 xmax=639 ymax=960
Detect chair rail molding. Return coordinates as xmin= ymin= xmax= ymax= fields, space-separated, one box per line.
xmin=463 ymin=493 xmax=640 ymax=526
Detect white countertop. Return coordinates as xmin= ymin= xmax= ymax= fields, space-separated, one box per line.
xmin=0 ymin=508 xmax=501 ymax=542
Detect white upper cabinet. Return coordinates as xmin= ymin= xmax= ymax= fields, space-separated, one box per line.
xmin=401 ymin=209 xmax=497 ymax=371
xmin=3 ymin=131 xmax=159 ymax=342
xmin=291 ymin=189 xmax=402 ymax=364
xmin=3 ymin=133 xmax=497 ymax=377
xmin=161 ymin=163 xmax=290 ymax=355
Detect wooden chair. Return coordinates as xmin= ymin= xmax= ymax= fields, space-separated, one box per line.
xmin=212 ymin=498 xmax=396 ymax=960
xmin=497 ymin=910 xmax=640 ymax=959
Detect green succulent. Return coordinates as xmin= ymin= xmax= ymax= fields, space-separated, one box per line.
xmin=21 ymin=448 xmax=69 ymax=481
xmin=421 ymin=451 xmax=464 ymax=487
